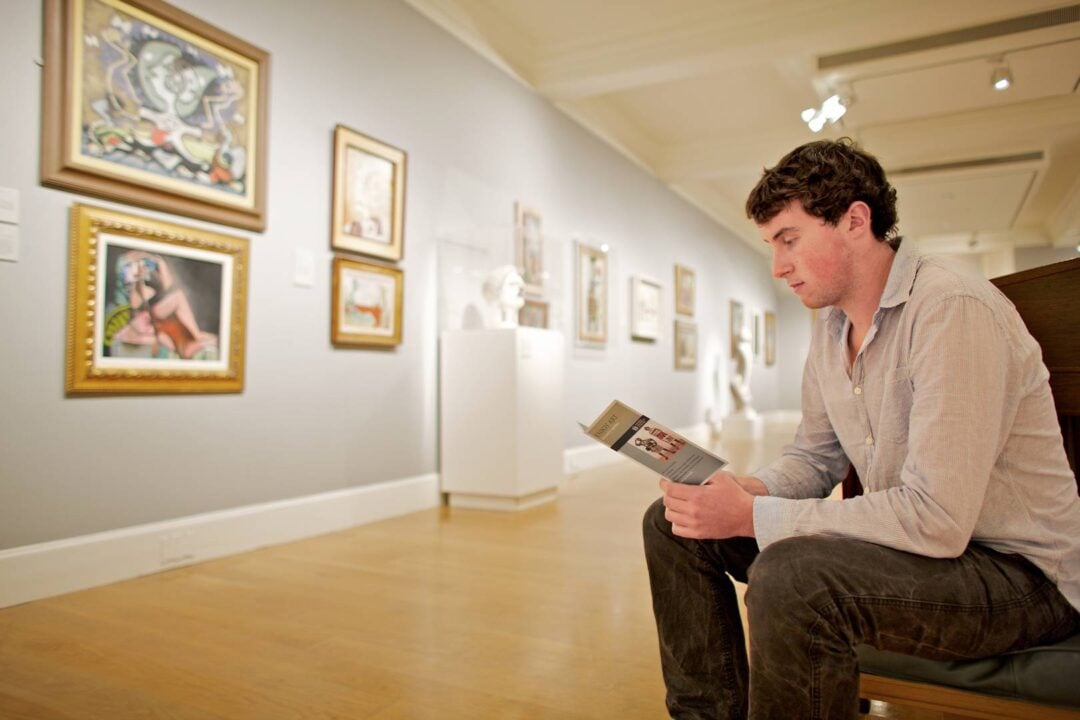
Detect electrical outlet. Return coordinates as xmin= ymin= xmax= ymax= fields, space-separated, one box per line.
xmin=159 ymin=530 xmax=196 ymax=566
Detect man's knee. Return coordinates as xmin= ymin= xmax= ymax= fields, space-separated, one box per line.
xmin=642 ymin=497 xmax=670 ymax=545
xmin=746 ymin=536 xmax=854 ymax=615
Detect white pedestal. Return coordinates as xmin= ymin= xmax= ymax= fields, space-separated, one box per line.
xmin=440 ymin=327 xmax=564 ymax=510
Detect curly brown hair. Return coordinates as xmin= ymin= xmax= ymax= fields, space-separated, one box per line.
xmin=745 ymin=138 xmax=898 ymax=243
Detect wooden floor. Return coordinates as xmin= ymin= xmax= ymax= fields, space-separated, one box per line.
xmin=0 ymin=459 xmax=940 ymax=719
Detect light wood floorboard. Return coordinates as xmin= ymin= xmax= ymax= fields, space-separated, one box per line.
xmin=0 ymin=459 xmax=938 ymax=719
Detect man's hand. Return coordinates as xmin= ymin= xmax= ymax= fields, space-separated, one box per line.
xmin=660 ymin=470 xmax=763 ymax=540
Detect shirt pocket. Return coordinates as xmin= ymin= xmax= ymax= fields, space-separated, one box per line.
xmin=877 ymin=366 xmax=913 ymax=444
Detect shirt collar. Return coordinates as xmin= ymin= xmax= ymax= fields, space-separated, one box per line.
xmin=825 ymin=237 xmax=919 ymax=339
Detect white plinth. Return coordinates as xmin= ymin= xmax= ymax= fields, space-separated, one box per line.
xmin=440 ymin=327 xmax=564 ymax=510
xmin=722 ymin=410 xmax=765 ymax=474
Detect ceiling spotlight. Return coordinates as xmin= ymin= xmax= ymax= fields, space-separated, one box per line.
xmin=801 ymin=93 xmax=851 ymax=133
xmin=990 ymin=58 xmax=1012 ymax=91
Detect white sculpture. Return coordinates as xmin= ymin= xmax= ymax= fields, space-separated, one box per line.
xmin=730 ymin=323 xmax=755 ymax=414
xmin=482 ymin=265 xmax=526 ymax=328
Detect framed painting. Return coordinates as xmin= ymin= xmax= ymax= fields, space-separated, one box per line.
xmin=675 ymin=264 xmax=695 ymax=317
xmin=576 ymin=242 xmax=608 ymax=344
xmin=753 ymin=312 xmax=761 ymax=356
xmin=331 ymin=257 xmax=403 ymax=348
xmin=515 ymin=202 xmax=543 ymax=295
xmin=331 ymin=125 xmax=406 ymax=261
xmin=674 ymin=320 xmax=697 ymax=370
xmin=765 ymin=310 xmax=777 ymax=366
xmin=66 ymin=203 xmax=249 ymax=394
xmin=519 ymin=299 xmax=549 ymax=329
xmin=730 ymin=299 xmax=744 ymax=358
xmin=42 ymin=0 xmax=270 ymax=231
xmin=630 ymin=275 xmax=661 ymax=341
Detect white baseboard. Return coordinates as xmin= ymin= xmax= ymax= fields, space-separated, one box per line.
xmin=563 ymin=422 xmax=711 ymax=475
xmin=0 ymin=473 xmax=440 ymax=609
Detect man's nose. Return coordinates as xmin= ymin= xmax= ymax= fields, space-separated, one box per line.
xmin=771 ymin=250 xmax=790 ymax=279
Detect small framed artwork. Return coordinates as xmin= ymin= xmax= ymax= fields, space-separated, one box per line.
xmin=42 ymin=0 xmax=270 ymax=231
xmin=66 ymin=204 xmax=249 ymax=395
xmin=764 ymin=311 xmax=777 ymax=366
xmin=630 ymin=275 xmax=661 ymax=341
xmin=331 ymin=125 xmax=406 ymax=261
xmin=515 ymin=202 xmax=543 ymax=295
xmin=519 ymin=299 xmax=549 ymax=328
xmin=753 ymin=313 xmax=761 ymax=356
xmin=730 ymin=300 xmax=744 ymax=358
xmin=674 ymin=320 xmax=697 ymax=370
xmin=577 ymin=242 xmax=608 ymax=344
xmin=331 ymin=257 xmax=403 ymax=348
xmin=675 ymin=264 xmax=695 ymax=317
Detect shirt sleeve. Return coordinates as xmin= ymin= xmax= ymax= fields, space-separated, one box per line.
xmin=754 ymin=295 xmax=1013 ymax=557
xmin=755 ymin=329 xmax=849 ymax=500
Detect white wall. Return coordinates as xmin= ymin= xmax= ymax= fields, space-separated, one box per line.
xmin=0 ymin=0 xmax=785 ymax=551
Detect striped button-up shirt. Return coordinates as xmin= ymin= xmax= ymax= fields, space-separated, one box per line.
xmin=754 ymin=240 xmax=1080 ymax=612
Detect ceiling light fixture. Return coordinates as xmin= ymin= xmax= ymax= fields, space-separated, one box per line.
xmin=801 ymin=92 xmax=851 ymax=133
xmin=990 ymin=57 xmax=1012 ymax=91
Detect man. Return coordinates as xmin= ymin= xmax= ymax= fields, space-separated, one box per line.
xmin=642 ymin=138 xmax=1080 ymax=719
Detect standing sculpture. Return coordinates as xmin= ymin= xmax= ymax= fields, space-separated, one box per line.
xmin=730 ymin=323 xmax=755 ymax=414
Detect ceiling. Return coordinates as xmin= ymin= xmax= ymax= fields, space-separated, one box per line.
xmin=403 ymin=0 xmax=1080 ymax=266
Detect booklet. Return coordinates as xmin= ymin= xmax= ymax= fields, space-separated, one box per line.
xmin=581 ymin=399 xmax=728 ymax=484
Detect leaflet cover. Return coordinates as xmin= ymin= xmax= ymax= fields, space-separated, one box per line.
xmin=582 ymin=400 xmax=727 ymax=484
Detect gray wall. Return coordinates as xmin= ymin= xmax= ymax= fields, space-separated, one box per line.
xmin=0 ymin=0 xmax=783 ymax=550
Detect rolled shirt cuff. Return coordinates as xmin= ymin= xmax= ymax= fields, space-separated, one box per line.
xmin=752 ymin=495 xmax=790 ymax=550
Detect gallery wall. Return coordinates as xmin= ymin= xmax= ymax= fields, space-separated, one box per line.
xmin=0 ymin=0 xmax=790 ymax=551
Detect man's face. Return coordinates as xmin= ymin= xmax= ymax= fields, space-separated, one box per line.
xmin=758 ymin=201 xmax=853 ymax=309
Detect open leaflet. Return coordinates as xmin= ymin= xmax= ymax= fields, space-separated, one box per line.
xmin=582 ymin=400 xmax=728 ymax=484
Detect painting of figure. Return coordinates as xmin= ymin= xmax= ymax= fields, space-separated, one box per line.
xmin=515 ymin=203 xmax=543 ymax=295
xmin=332 ymin=125 xmax=406 ymax=260
xmin=332 ymin=257 xmax=403 ymax=347
xmin=102 ymin=241 xmax=225 ymax=364
xmin=577 ymin=242 xmax=608 ymax=344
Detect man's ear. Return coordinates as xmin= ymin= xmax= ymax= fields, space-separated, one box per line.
xmin=845 ymin=201 xmax=872 ymax=236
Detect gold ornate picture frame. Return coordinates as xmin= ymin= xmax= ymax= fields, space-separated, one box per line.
xmin=331 ymin=125 xmax=406 ymax=261
xmin=66 ymin=204 xmax=249 ymax=394
xmin=331 ymin=257 xmax=404 ymax=347
xmin=42 ymin=0 xmax=271 ymax=231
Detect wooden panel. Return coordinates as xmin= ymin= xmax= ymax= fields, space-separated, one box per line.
xmin=860 ymin=674 xmax=1080 ymax=720
xmin=992 ymin=257 xmax=1080 ymax=415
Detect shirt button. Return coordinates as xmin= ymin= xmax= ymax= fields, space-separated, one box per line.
xmin=865 ymin=435 xmax=874 ymax=446
xmin=854 ymin=386 xmax=863 ymax=395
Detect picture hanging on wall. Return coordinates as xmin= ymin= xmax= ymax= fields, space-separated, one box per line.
xmin=730 ymin=299 xmax=744 ymax=358
xmin=675 ymin=264 xmax=695 ymax=317
xmin=764 ymin=310 xmax=777 ymax=366
xmin=515 ymin=202 xmax=544 ymax=295
xmin=331 ymin=256 xmax=403 ymax=348
xmin=675 ymin=320 xmax=697 ymax=370
xmin=42 ymin=0 xmax=271 ymax=232
xmin=754 ymin=312 xmax=761 ymax=356
xmin=630 ymin=275 xmax=661 ymax=341
xmin=576 ymin=242 xmax=608 ymax=345
xmin=66 ymin=203 xmax=249 ymax=395
xmin=331 ymin=125 xmax=406 ymax=261
xmin=519 ymin=299 xmax=549 ymax=329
